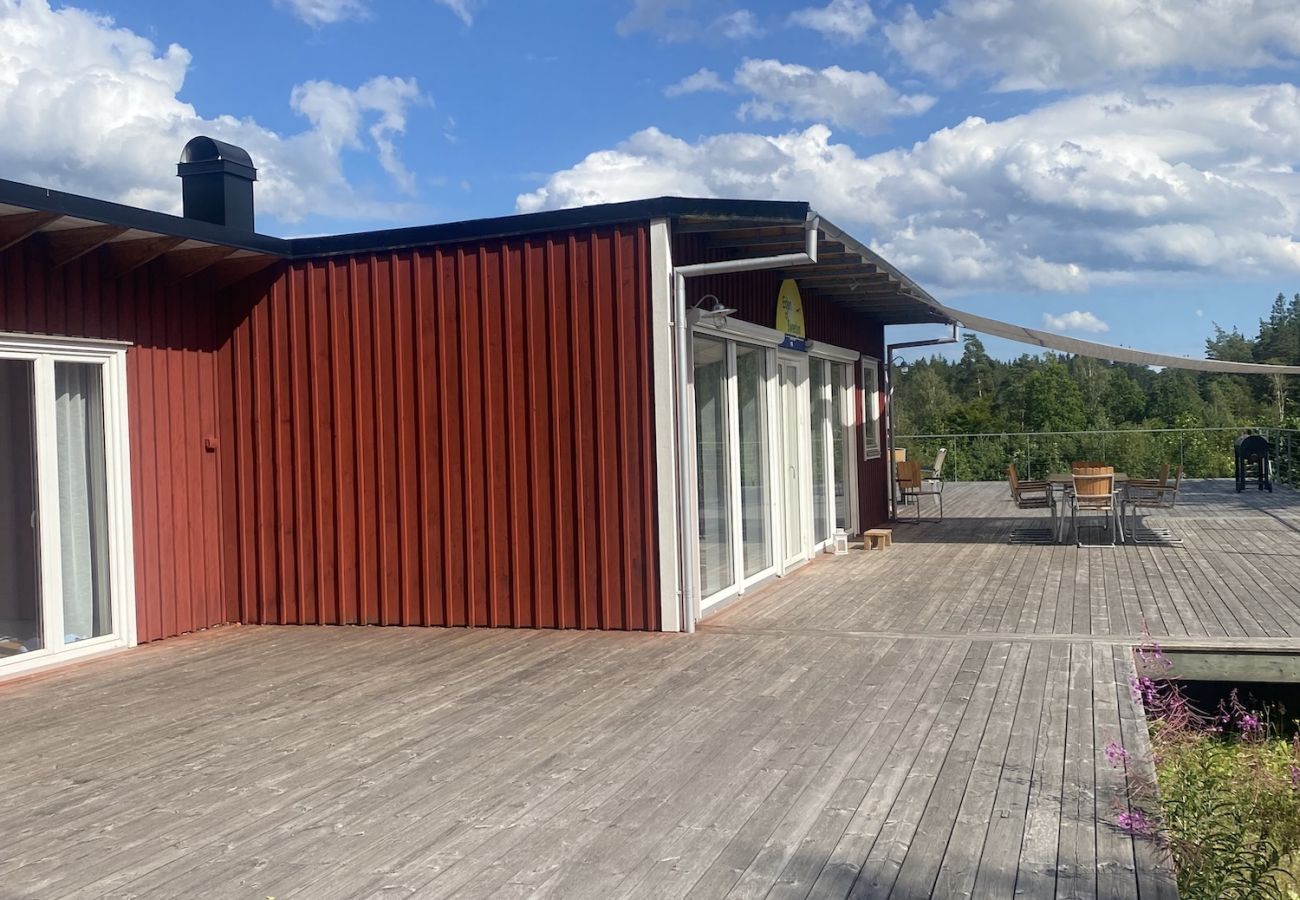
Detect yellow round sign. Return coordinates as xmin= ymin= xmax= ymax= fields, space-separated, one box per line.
xmin=776 ymin=279 xmax=806 ymax=338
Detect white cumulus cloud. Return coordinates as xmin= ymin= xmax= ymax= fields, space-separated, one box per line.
xmin=733 ymin=59 xmax=934 ymax=134
xmin=517 ymin=84 xmax=1300 ymax=292
xmin=789 ymin=0 xmax=874 ymax=43
xmin=617 ymin=0 xmax=761 ymax=41
xmin=714 ymin=9 xmax=762 ymax=39
xmin=434 ymin=0 xmax=477 ymax=26
xmin=0 ymin=0 xmax=426 ymax=225
xmin=885 ymin=0 xmax=1300 ymax=91
xmin=664 ymin=67 xmax=728 ymax=97
xmin=1042 ymin=310 xmax=1110 ymax=333
xmin=278 ymin=0 xmax=367 ymax=25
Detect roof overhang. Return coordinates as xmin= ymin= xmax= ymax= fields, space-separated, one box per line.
xmin=0 ymin=181 xmax=951 ymax=323
xmin=668 ymin=203 xmax=952 ymax=327
xmin=0 ymin=177 xmax=288 ymax=288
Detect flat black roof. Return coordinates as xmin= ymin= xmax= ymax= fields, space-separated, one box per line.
xmin=0 ymin=176 xmax=951 ymax=325
xmin=0 ymin=180 xmax=810 ymax=259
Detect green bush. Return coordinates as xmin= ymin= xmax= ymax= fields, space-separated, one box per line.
xmin=1120 ymin=648 xmax=1300 ymax=898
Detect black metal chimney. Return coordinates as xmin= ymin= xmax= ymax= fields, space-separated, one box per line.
xmin=177 ymin=136 xmax=257 ymax=231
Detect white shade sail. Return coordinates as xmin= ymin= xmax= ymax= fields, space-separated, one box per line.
xmin=934 ymin=303 xmax=1300 ymax=375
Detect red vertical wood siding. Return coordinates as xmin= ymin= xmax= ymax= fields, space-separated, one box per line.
xmin=674 ymin=234 xmax=891 ymax=529
xmin=219 ymin=226 xmax=661 ymax=630
xmin=0 ymin=241 xmax=228 ymax=643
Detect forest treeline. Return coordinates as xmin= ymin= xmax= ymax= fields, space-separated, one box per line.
xmin=893 ymin=294 xmax=1300 ymax=481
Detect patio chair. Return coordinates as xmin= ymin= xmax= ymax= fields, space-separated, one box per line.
xmin=1070 ymin=464 xmax=1117 ymax=547
xmin=1007 ymin=464 xmax=1057 ymax=544
xmin=1122 ymin=464 xmax=1184 ymax=544
xmin=923 ymin=447 xmax=946 ymax=481
xmin=897 ymin=460 xmax=943 ymax=522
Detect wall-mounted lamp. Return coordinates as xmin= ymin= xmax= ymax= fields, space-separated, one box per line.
xmin=691 ymin=293 xmax=737 ymax=327
xmin=890 ymin=355 xmax=911 ymax=375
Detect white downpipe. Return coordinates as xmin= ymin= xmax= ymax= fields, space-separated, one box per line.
xmin=672 ymin=215 xmax=819 ymax=632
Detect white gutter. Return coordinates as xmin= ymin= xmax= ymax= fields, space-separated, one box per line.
xmin=671 ymin=214 xmax=819 ymax=632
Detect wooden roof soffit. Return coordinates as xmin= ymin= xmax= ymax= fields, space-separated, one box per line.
xmin=162 ymin=245 xmax=239 ymax=285
xmin=43 ymin=225 xmax=129 ymax=268
xmin=206 ymin=254 xmax=280 ymax=291
xmin=707 ymin=233 xmax=843 ymax=252
xmin=108 ymin=235 xmax=186 ymax=278
xmin=0 ymin=211 xmax=63 ymax=253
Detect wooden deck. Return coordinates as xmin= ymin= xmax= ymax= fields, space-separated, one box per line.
xmin=3 ymin=480 xmax=1296 ymax=897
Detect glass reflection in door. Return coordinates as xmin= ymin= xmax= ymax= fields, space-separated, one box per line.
xmin=831 ymin=363 xmax=849 ymax=531
xmin=809 ymin=358 xmax=830 ymax=544
xmin=694 ymin=336 xmax=734 ymax=597
xmin=0 ymin=360 xmax=42 ymax=656
xmin=55 ymin=362 xmax=112 ymax=643
xmin=735 ymin=345 xmax=771 ymax=578
xmin=780 ymin=359 xmax=804 ymax=564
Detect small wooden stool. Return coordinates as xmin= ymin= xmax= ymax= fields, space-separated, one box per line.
xmin=864 ymin=528 xmax=892 ymax=550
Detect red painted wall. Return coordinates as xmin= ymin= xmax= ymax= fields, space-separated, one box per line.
xmin=218 ymin=227 xmax=661 ymax=630
xmin=674 ymin=234 xmax=891 ymax=529
xmin=0 ymin=242 xmax=228 ymax=643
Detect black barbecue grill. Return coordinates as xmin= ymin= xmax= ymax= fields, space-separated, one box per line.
xmin=1235 ymin=434 xmax=1273 ymax=493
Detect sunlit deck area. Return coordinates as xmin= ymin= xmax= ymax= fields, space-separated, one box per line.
xmin=5 ymin=480 xmax=1299 ymax=897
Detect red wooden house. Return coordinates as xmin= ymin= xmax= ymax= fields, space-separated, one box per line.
xmin=0 ymin=136 xmax=949 ymax=678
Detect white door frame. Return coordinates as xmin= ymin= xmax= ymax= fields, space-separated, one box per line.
xmin=777 ymin=350 xmax=812 ymax=571
xmin=0 ymin=333 xmax=135 ymax=679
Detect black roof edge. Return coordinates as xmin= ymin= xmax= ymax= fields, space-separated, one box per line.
xmin=287 ymin=196 xmax=812 ymax=257
xmin=0 ymin=177 xmax=290 ymax=256
xmin=0 ymin=182 xmax=812 ymax=261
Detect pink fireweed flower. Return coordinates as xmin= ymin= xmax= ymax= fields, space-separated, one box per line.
xmin=1116 ymin=809 xmax=1155 ymax=836
xmin=1290 ymin=765 xmax=1300 ymax=790
xmin=1104 ymin=741 xmax=1128 ymax=766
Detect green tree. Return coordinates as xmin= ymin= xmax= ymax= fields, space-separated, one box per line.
xmin=1022 ymin=359 xmax=1086 ymax=432
xmin=1105 ymin=371 xmax=1147 ymax=424
xmin=958 ymin=333 xmax=996 ymax=401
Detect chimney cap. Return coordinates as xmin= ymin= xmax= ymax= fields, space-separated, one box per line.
xmin=177 ymin=135 xmax=256 ymax=181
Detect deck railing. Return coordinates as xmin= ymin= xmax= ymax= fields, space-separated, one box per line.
xmin=894 ymin=426 xmax=1300 ymax=486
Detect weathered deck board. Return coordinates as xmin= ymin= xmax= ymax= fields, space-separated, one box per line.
xmin=3 ymin=479 xmax=1296 ymax=897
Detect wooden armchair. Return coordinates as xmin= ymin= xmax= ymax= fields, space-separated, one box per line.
xmin=898 ymin=459 xmax=943 ymax=522
xmin=1008 ymin=464 xmax=1058 ymax=543
xmin=1070 ymin=464 xmax=1117 ymax=547
xmin=1122 ymin=464 xmax=1184 ymax=543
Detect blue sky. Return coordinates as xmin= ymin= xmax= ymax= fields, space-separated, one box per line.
xmin=1 ymin=0 xmax=1298 ymax=359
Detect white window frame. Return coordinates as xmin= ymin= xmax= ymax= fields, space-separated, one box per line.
xmin=860 ymin=355 xmax=882 ymax=461
xmin=0 ymin=332 xmax=135 ymax=679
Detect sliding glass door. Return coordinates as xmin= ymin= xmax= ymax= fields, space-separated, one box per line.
xmin=809 ymin=357 xmax=857 ymax=545
xmin=694 ymin=335 xmax=780 ymax=608
xmin=0 ymin=339 xmax=131 ymax=674
xmin=689 ymin=324 xmax=859 ymax=613
xmin=694 ymin=336 xmax=734 ymax=598
xmin=55 ymin=362 xmax=113 ymax=644
xmin=0 ymin=360 xmax=42 ymax=656
xmin=735 ymin=344 xmax=772 ymax=578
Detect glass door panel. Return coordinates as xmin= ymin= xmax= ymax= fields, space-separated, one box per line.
xmin=694 ymin=336 xmax=734 ymax=598
xmin=779 ymin=359 xmax=806 ymax=565
xmin=55 ymin=362 xmax=112 ymax=643
xmin=735 ymin=345 xmax=771 ymax=578
xmin=0 ymin=360 xmax=42 ymax=657
xmin=810 ymin=358 xmax=830 ymax=544
xmin=831 ymin=363 xmax=849 ymax=531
